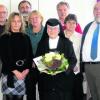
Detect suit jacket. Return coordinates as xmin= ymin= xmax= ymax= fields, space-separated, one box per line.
xmin=80 ymin=21 xmax=93 ymax=72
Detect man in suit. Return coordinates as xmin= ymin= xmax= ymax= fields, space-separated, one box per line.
xmin=80 ymin=1 xmax=100 ymax=100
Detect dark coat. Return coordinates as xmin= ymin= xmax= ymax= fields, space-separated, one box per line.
xmin=0 ymin=32 xmax=35 ymax=87
xmin=0 ymin=33 xmax=33 ymax=74
xmin=80 ymin=21 xmax=93 ymax=72
xmin=36 ymin=37 xmax=77 ymax=100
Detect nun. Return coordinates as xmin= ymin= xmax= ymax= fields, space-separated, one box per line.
xmin=36 ymin=18 xmax=77 ymax=100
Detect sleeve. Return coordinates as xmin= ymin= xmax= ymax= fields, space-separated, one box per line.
xmin=25 ymin=35 xmax=34 ymax=70
xmin=64 ymin=39 xmax=77 ymax=70
xmin=0 ymin=35 xmax=16 ymax=73
xmin=35 ymin=40 xmax=46 ymax=57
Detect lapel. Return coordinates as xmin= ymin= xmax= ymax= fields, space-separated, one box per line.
xmin=80 ymin=21 xmax=93 ymax=62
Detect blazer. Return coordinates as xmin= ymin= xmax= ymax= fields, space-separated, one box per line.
xmin=80 ymin=21 xmax=93 ymax=72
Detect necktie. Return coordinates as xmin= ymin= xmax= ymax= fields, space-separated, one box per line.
xmin=91 ymin=24 xmax=100 ymax=60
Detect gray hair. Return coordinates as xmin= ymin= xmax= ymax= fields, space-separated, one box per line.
xmin=56 ymin=1 xmax=70 ymax=10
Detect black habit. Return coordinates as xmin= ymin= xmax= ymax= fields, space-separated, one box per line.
xmin=36 ymin=37 xmax=77 ymax=100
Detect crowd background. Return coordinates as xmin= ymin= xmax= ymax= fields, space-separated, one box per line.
xmin=0 ymin=0 xmax=99 ymax=100
xmin=0 ymin=0 xmax=95 ymax=29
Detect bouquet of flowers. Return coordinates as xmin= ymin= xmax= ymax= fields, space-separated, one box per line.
xmin=33 ymin=52 xmax=69 ymax=75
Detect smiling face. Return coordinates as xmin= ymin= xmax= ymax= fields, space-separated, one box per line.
xmin=47 ymin=25 xmax=60 ymax=39
xmin=29 ymin=12 xmax=43 ymax=27
xmin=11 ymin=15 xmax=22 ymax=32
xmin=65 ymin=20 xmax=77 ymax=32
xmin=57 ymin=4 xmax=69 ymax=21
xmin=0 ymin=5 xmax=8 ymax=25
xmin=93 ymin=2 xmax=100 ymax=23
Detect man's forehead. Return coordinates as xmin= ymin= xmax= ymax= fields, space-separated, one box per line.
xmin=0 ymin=5 xmax=7 ymax=11
xmin=20 ymin=2 xmax=31 ymax=7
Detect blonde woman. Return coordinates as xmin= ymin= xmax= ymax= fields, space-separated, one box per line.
xmin=0 ymin=12 xmax=34 ymax=100
xmin=26 ymin=10 xmax=44 ymax=56
xmin=25 ymin=10 xmax=44 ymax=100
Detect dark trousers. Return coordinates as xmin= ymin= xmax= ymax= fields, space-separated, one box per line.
xmin=4 ymin=95 xmax=23 ymax=100
xmin=85 ymin=63 xmax=100 ymax=100
xmin=39 ymin=91 xmax=73 ymax=100
xmin=73 ymin=73 xmax=84 ymax=100
xmin=25 ymin=68 xmax=38 ymax=100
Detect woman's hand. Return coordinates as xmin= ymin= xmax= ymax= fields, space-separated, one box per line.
xmin=12 ymin=70 xmax=26 ymax=80
xmin=22 ymin=69 xmax=29 ymax=78
xmin=74 ymin=66 xmax=78 ymax=72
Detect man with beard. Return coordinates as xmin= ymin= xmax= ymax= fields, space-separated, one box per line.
xmin=18 ymin=0 xmax=32 ymax=27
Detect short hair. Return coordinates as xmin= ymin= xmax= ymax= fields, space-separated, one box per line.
xmin=64 ymin=14 xmax=77 ymax=24
xmin=18 ymin=0 xmax=32 ymax=10
xmin=5 ymin=12 xmax=25 ymax=34
xmin=28 ymin=10 xmax=43 ymax=24
xmin=56 ymin=1 xmax=70 ymax=10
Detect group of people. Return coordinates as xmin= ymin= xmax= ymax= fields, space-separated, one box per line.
xmin=0 ymin=0 xmax=100 ymax=100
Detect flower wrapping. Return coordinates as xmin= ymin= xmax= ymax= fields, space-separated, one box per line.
xmin=33 ymin=52 xmax=69 ymax=75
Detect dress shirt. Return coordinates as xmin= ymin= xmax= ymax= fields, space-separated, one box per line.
xmin=49 ymin=36 xmax=59 ymax=49
xmin=82 ymin=21 xmax=100 ymax=62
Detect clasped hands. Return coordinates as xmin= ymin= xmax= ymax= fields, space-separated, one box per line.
xmin=12 ymin=69 xmax=29 ymax=80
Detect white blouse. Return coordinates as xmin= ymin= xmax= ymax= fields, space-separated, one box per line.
xmin=49 ymin=36 xmax=59 ymax=49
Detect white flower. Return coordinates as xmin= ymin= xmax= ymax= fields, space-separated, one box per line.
xmin=33 ymin=52 xmax=69 ymax=75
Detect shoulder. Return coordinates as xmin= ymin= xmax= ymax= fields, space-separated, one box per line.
xmin=22 ymin=34 xmax=31 ymax=41
xmin=84 ymin=21 xmax=93 ymax=31
xmin=39 ymin=38 xmax=48 ymax=45
xmin=83 ymin=21 xmax=94 ymax=36
xmin=60 ymin=37 xmax=73 ymax=45
xmin=0 ymin=34 xmax=10 ymax=48
xmin=74 ymin=32 xmax=82 ymax=39
xmin=0 ymin=34 xmax=9 ymax=40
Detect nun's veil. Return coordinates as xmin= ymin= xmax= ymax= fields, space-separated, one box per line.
xmin=40 ymin=18 xmax=65 ymax=41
